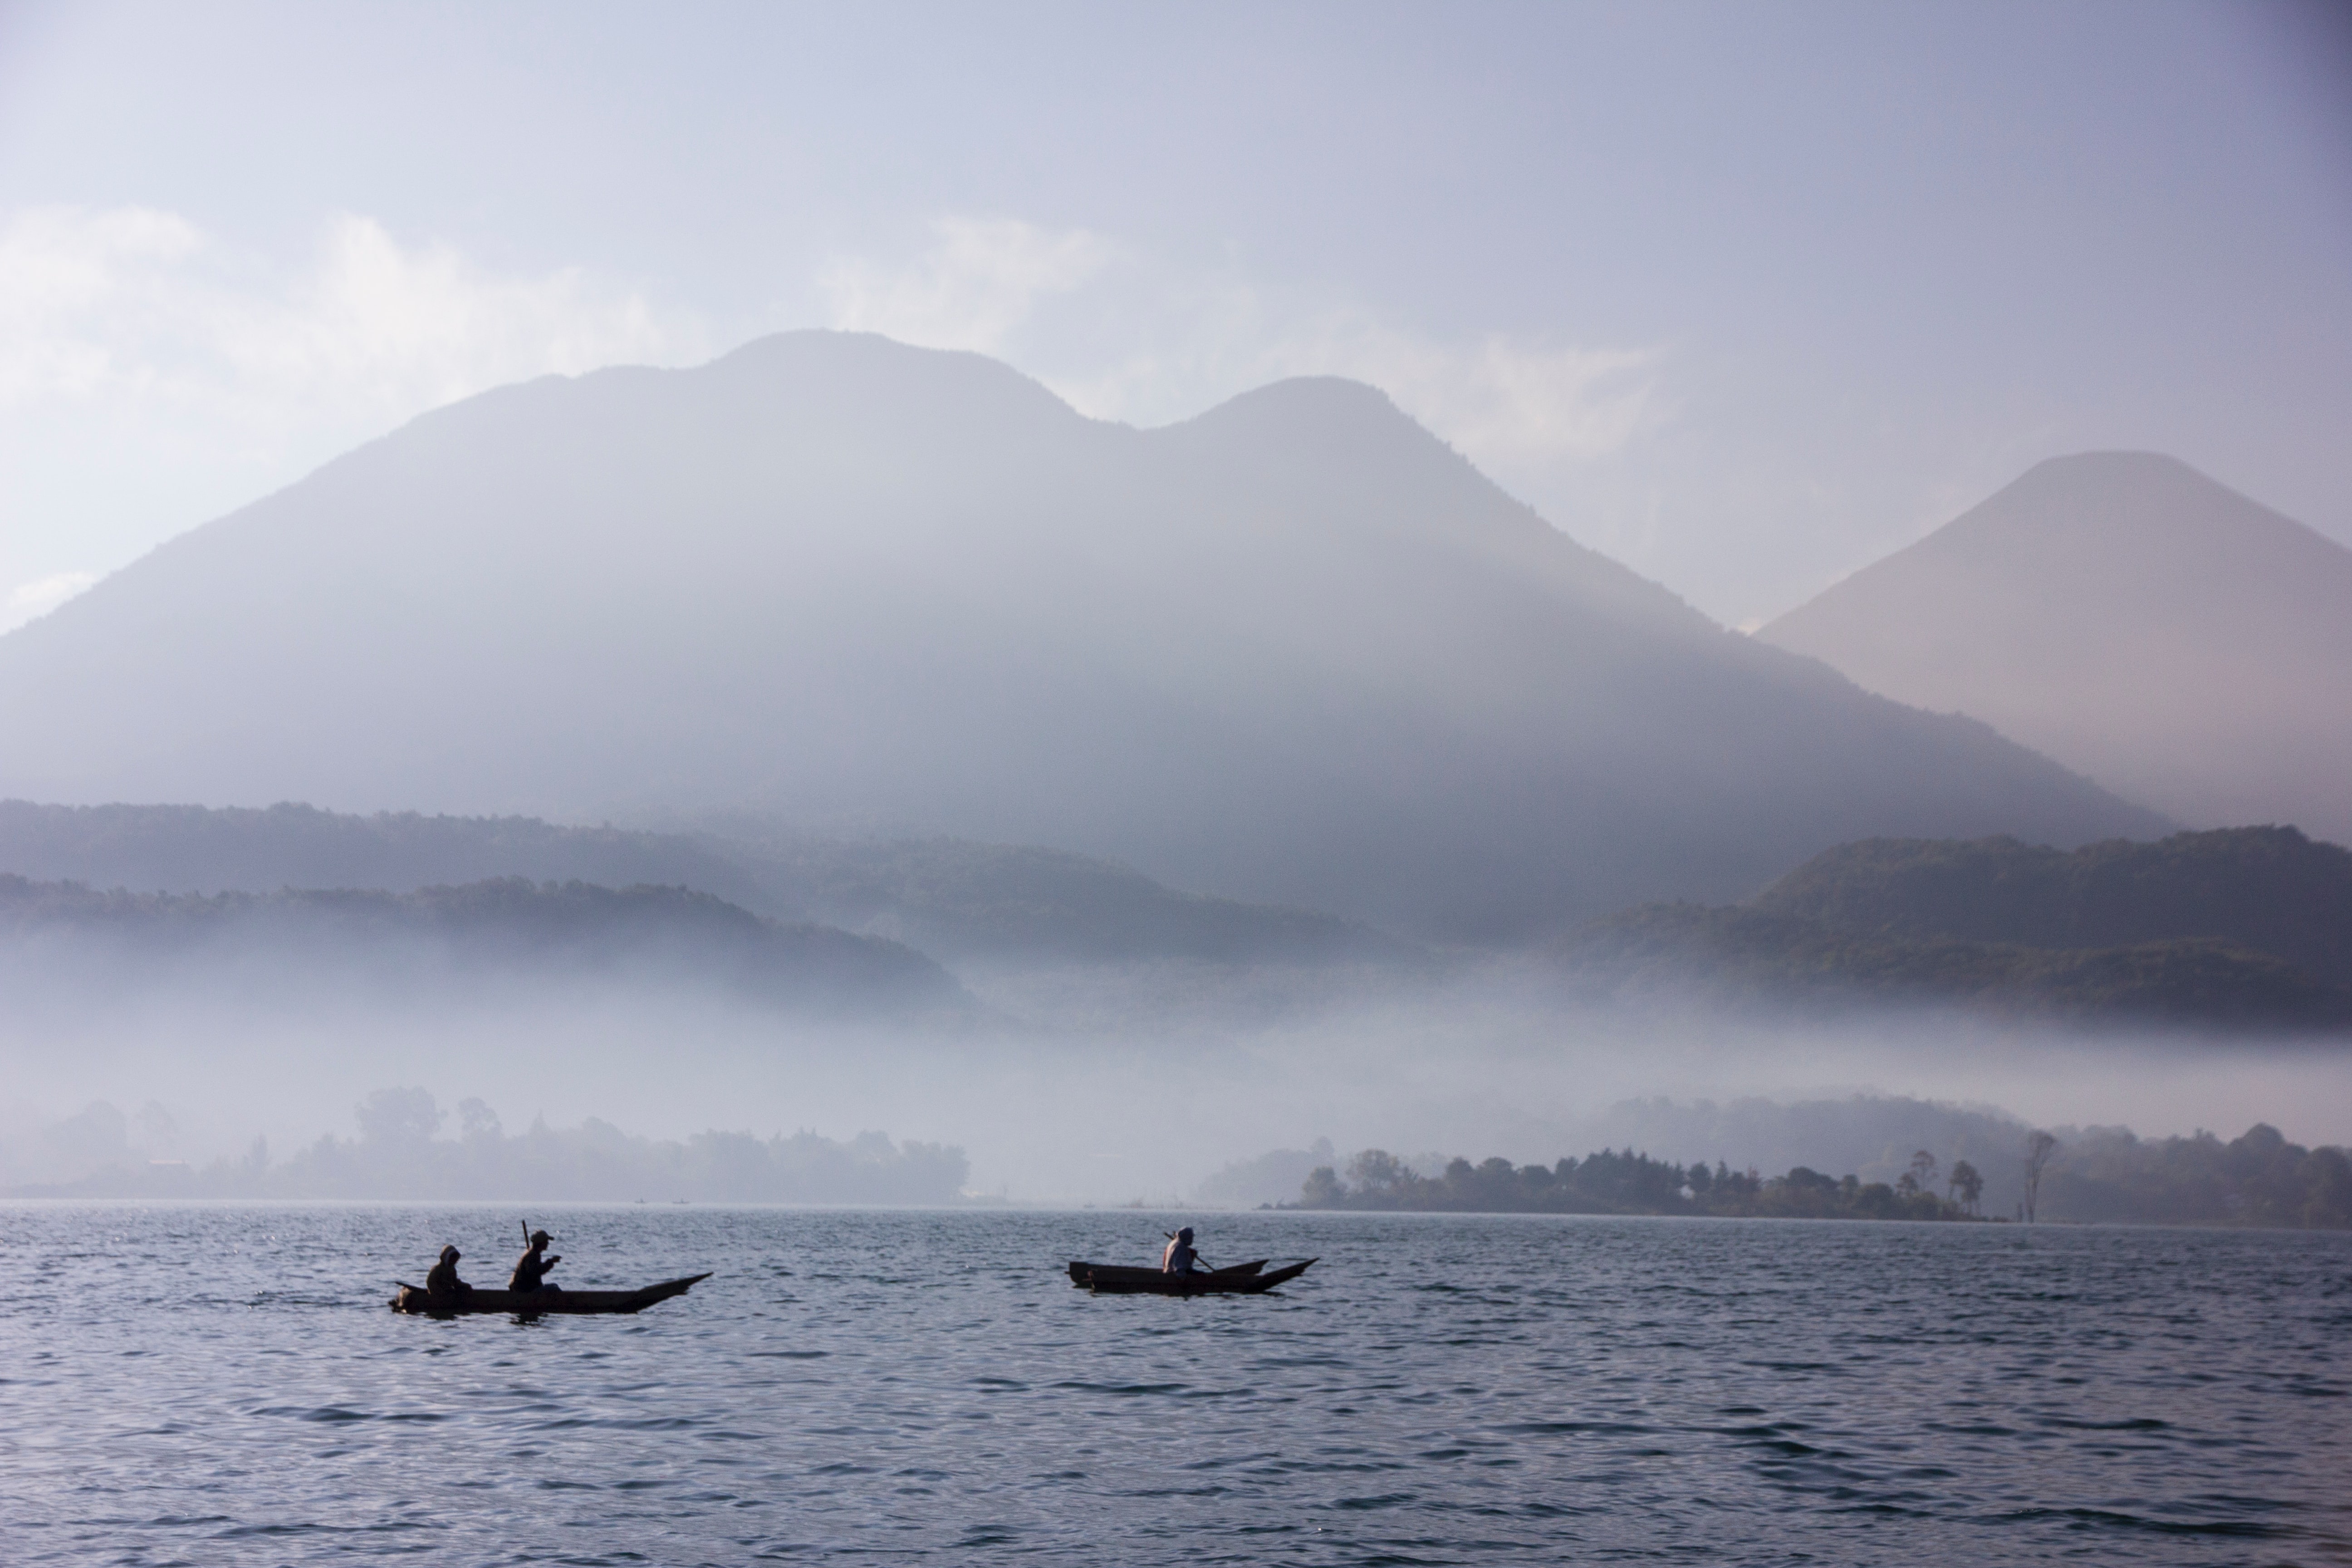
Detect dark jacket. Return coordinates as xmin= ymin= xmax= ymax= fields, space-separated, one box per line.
xmin=425 ymin=1253 xmax=471 ymax=1303
xmin=508 ymin=1245 xmax=561 ymax=1292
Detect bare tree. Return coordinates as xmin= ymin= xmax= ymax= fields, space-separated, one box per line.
xmin=2023 ymin=1131 xmax=2059 ymax=1223
xmin=1908 ymin=1149 xmax=1939 ymax=1193
xmin=1947 ymin=1159 xmax=1984 ymax=1216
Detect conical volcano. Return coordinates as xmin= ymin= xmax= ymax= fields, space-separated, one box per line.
xmin=1761 ymin=453 xmax=2352 ymax=847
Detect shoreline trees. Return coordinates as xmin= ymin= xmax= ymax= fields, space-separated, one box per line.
xmin=1291 ymin=1123 xmax=2352 ymax=1229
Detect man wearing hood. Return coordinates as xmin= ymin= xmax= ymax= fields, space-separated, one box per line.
xmin=424 ymin=1245 xmax=473 ymax=1308
xmin=1161 ymin=1226 xmax=1201 ymax=1276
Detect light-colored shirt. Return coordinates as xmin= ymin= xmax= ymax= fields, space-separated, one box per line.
xmin=1161 ymin=1239 xmax=1198 ymax=1274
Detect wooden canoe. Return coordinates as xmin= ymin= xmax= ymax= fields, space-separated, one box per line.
xmin=1069 ymin=1259 xmax=1315 ymax=1295
xmin=1067 ymin=1257 xmax=1267 ymax=1288
xmin=389 ymin=1272 xmax=711 ymax=1317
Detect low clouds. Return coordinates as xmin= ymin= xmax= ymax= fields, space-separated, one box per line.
xmin=5 ymin=206 xmax=1665 ymax=634
xmin=817 ymin=215 xmax=1666 ymax=479
xmin=0 ymin=206 xmax=702 ymax=431
xmin=3 ymin=572 xmax=96 ymax=628
xmin=819 ymin=217 xmax=1117 ymax=358
xmin=1258 ymin=326 xmax=1662 ymax=468
xmin=0 ymin=206 xmax=710 ymax=633
xmin=0 ymin=207 xmax=207 ymax=403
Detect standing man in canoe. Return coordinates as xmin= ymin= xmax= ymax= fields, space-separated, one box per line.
xmin=1161 ymin=1226 xmax=1201 ymax=1276
xmin=510 ymin=1228 xmax=563 ymax=1293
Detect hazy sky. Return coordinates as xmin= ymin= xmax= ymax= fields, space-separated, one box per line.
xmin=3 ymin=0 xmax=2346 ymax=634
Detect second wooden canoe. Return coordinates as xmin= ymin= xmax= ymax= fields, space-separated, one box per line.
xmin=1067 ymin=1258 xmax=1267 ymax=1288
xmin=1069 ymin=1259 xmax=1315 ymax=1295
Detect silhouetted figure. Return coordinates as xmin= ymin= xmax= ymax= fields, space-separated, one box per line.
xmin=1160 ymin=1226 xmax=1200 ymax=1275
xmin=424 ymin=1245 xmax=473 ymax=1308
xmin=509 ymin=1230 xmax=563 ymax=1292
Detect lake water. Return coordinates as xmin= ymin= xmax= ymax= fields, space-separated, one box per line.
xmin=0 ymin=1205 xmax=2345 ymax=1565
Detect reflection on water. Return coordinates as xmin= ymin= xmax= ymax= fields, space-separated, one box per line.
xmin=0 ymin=1205 xmax=2345 ymax=1564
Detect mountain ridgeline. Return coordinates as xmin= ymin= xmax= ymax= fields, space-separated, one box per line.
xmin=0 ymin=799 xmax=1396 ymax=966
xmin=1560 ymin=828 xmax=2352 ymax=1032
xmin=0 ymin=872 xmax=966 ymax=1018
xmin=9 ymin=802 xmax=2345 ymax=1033
xmin=0 ymin=333 xmax=2163 ymax=941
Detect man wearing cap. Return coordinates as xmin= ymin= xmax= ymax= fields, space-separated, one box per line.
xmin=509 ymin=1230 xmax=563 ymax=1294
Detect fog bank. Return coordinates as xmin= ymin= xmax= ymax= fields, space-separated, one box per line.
xmin=5 ymin=958 xmax=2347 ymax=1204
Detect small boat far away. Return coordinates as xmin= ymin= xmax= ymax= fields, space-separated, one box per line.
xmin=1066 ymin=1258 xmax=1315 ymax=1295
xmin=390 ymin=1273 xmax=712 ymax=1317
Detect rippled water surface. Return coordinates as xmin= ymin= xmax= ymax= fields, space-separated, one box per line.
xmin=1 ymin=1205 xmax=2347 ymax=1565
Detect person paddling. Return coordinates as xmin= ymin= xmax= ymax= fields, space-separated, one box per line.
xmin=1160 ymin=1226 xmax=1205 ymax=1276
xmin=424 ymin=1245 xmax=473 ymax=1308
xmin=510 ymin=1228 xmax=563 ymax=1293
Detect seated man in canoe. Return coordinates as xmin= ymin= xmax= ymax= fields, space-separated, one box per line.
xmin=1160 ymin=1226 xmax=1202 ymax=1276
xmin=510 ymin=1229 xmax=563 ymax=1293
xmin=424 ymin=1245 xmax=474 ymax=1308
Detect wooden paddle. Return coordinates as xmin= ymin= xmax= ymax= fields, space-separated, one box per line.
xmin=518 ymin=1220 xmax=560 ymax=1278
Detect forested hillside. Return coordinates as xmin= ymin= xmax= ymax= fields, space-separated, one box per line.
xmin=0 ymin=800 xmax=1399 ymax=965
xmin=0 ymin=873 xmax=965 ymax=1015
xmin=1754 ymin=827 xmax=2352 ymax=986
xmin=1558 ymin=828 xmax=2352 ymax=1032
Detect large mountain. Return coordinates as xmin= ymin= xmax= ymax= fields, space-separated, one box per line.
xmin=0 ymin=333 xmax=2162 ymax=941
xmin=1759 ymin=453 xmax=2352 ymax=846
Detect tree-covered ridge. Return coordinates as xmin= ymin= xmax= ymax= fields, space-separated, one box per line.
xmin=0 ymin=799 xmax=764 ymax=908
xmin=1756 ymin=827 xmax=2352 ymax=987
xmin=1558 ymin=827 xmax=2352 ymax=1032
xmin=2040 ymin=1123 xmax=2352 ymax=1227
xmin=705 ymin=830 xmax=1405 ymax=964
xmin=0 ymin=872 xmax=966 ymax=1013
xmin=1295 ymin=1124 xmax=2352 ymax=1229
xmin=0 ymin=799 xmax=1400 ymax=966
xmin=1562 ymin=902 xmax=2352 ymax=1031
